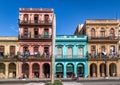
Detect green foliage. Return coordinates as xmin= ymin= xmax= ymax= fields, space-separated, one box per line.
xmin=45 ymin=81 xmax=63 ymax=85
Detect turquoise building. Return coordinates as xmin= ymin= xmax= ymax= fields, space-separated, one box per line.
xmin=55 ymin=35 xmax=88 ymax=78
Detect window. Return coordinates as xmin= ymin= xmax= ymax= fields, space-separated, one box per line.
xmin=110 ymin=45 xmax=115 ymax=54
xmin=91 ymin=28 xmax=95 ymax=37
xmin=23 ymin=46 xmax=29 ymax=56
xmin=44 ymin=47 xmax=49 ymax=56
xmin=91 ymin=45 xmax=96 ymax=55
xmin=57 ymin=47 xmax=62 ymax=57
xmin=34 ymin=14 xmax=38 ymax=23
xmin=0 ymin=46 xmax=4 ymax=56
xmin=44 ymin=15 xmax=49 ymax=20
xmin=10 ymin=46 xmax=15 ymax=56
xmin=78 ymin=47 xmax=83 ymax=58
xmin=23 ymin=14 xmax=28 ymax=23
xmin=34 ymin=28 xmax=38 ymax=38
xmin=110 ymin=28 xmax=115 ymax=37
xmin=24 ymin=28 xmax=28 ymax=38
xmin=101 ymin=46 xmax=105 ymax=52
xmin=68 ymin=47 xmax=72 ymax=58
xmin=100 ymin=28 xmax=105 ymax=37
xmin=44 ymin=29 xmax=49 ymax=38
xmin=34 ymin=46 xmax=39 ymax=55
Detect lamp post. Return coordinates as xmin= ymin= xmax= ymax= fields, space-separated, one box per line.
xmin=102 ymin=52 xmax=108 ymax=79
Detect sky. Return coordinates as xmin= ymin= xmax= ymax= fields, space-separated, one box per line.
xmin=0 ymin=0 xmax=120 ymax=36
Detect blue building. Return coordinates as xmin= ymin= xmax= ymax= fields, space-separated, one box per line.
xmin=55 ymin=35 xmax=88 ymax=78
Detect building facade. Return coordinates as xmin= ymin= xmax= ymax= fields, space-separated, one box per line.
xmin=18 ymin=8 xmax=56 ymax=78
xmin=75 ymin=19 xmax=120 ymax=77
xmin=55 ymin=35 xmax=88 ymax=78
xmin=0 ymin=37 xmax=18 ymax=79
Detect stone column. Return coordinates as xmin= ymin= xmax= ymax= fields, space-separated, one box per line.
xmin=40 ymin=63 xmax=43 ymax=78
xmin=5 ymin=62 xmax=9 ymax=79
xmin=63 ymin=63 xmax=66 ymax=78
xmin=29 ymin=63 xmax=32 ymax=78
xmin=97 ymin=64 xmax=100 ymax=77
xmin=107 ymin=63 xmax=109 ymax=77
xmin=18 ymin=62 xmax=22 ymax=78
xmin=16 ymin=62 xmax=19 ymax=78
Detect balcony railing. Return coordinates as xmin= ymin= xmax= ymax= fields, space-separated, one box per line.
xmin=19 ymin=34 xmax=52 ymax=39
xmin=88 ymin=36 xmax=119 ymax=40
xmin=18 ymin=52 xmax=51 ymax=59
xmin=88 ymin=53 xmax=120 ymax=59
xmin=55 ymin=55 xmax=87 ymax=59
xmin=19 ymin=20 xmax=52 ymax=25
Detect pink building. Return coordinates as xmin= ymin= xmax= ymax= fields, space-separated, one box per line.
xmin=18 ymin=8 xmax=56 ymax=78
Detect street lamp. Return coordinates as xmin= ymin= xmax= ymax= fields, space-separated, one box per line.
xmin=102 ymin=52 xmax=108 ymax=79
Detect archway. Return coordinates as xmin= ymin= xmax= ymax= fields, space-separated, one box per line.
xmin=56 ymin=63 xmax=63 ymax=78
xmin=77 ymin=63 xmax=84 ymax=77
xmin=9 ymin=63 xmax=16 ymax=78
xmin=32 ymin=63 xmax=39 ymax=78
xmin=0 ymin=63 xmax=5 ymax=78
xmin=66 ymin=63 xmax=74 ymax=78
xmin=43 ymin=63 xmax=50 ymax=78
xmin=90 ymin=63 xmax=97 ymax=77
xmin=109 ymin=63 xmax=117 ymax=77
xmin=22 ymin=63 xmax=29 ymax=78
xmin=100 ymin=63 xmax=106 ymax=77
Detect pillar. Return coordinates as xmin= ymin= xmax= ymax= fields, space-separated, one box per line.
xmin=16 ymin=62 xmax=19 ymax=78
xmin=97 ymin=64 xmax=100 ymax=77
xmin=63 ymin=63 xmax=66 ymax=78
xmin=74 ymin=63 xmax=77 ymax=77
xmin=18 ymin=62 xmax=22 ymax=78
xmin=29 ymin=63 xmax=32 ymax=78
xmin=40 ymin=63 xmax=43 ymax=78
xmin=5 ymin=62 xmax=9 ymax=79
xmin=107 ymin=63 xmax=109 ymax=77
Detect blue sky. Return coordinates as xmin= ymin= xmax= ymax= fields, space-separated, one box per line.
xmin=0 ymin=0 xmax=120 ymax=36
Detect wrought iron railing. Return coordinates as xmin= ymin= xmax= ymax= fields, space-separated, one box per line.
xmin=88 ymin=36 xmax=119 ymax=40
xmin=19 ymin=20 xmax=52 ymax=25
xmin=55 ymin=55 xmax=87 ymax=59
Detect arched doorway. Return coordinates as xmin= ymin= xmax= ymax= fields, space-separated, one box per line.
xmin=22 ymin=63 xmax=29 ymax=78
xmin=100 ymin=63 xmax=106 ymax=77
xmin=56 ymin=63 xmax=63 ymax=78
xmin=9 ymin=63 xmax=16 ymax=78
xmin=32 ymin=63 xmax=39 ymax=78
xmin=43 ymin=63 xmax=50 ymax=78
xmin=66 ymin=63 xmax=74 ymax=78
xmin=90 ymin=63 xmax=97 ymax=77
xmin=109 ymin=63 xmax=117 ymax=77
xmin=0 ymin=63 xmax=5 ymax=78
xmin=77 ymin=63 xmax=84 ymax=77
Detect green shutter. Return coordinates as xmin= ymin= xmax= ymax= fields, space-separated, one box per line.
xmin=56 ymin=64 xmax=63 ymax=72
xmin=67 ymin=64 xmax=73 ymax=72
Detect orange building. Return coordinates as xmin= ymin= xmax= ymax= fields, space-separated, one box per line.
xmin=75 ymin=19 xmax=120 ymax=78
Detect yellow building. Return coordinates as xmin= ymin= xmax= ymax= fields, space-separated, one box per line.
xmin=75 ymin=19 xmax=120 ymax=78
xmin=0 ymin=37 xmax=19 ymax=79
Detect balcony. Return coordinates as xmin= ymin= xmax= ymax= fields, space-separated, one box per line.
xmin=18 ymin=34 xmax=52 ymax=40
xmin=0 ymin=55 xmax=18 ymax=61
xmin=88 ymin=53 xmax=119 ymax=61
xmin=55 ymin=55 xmax=87 ymax=59
xmin=18 ymin=20 xmax=52 ymax=26
xmin=88 ymin=36 xmax=119 ymax=42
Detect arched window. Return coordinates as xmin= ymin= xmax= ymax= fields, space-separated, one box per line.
xmin=91 ymin=28 xmax=95 ymax=37
xmin=57 ymin=47 xmax=62 ymax=57
xmin=68 ymin=47 xmax=72 ymax=58
xmin=78 ymin=47 xmax=83 ymax=58
xmin=10 ymin=46 xmax=15 ymax=56
xmin=100 ymin=28 xmax=105 ymax=37
xmin=110 ymin=45 xmax=115 ymax=54
xmin=44 ymin=14 xmax=49 ymax=23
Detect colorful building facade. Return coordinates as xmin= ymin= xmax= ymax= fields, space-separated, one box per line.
xmin=18 ymin=8 xmax=56 ymax=78
xmin=0 ymin=37 xmax=18 ymax=79
xmin=75 ymin=19 xmax=120 ymax=77
xmin=55 ymin=35 xmax=88 ymax=78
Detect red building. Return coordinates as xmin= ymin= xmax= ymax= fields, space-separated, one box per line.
xmin=18 ymin=8 xmax=56 ymax=78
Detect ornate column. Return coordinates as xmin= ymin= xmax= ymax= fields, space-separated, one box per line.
xmin=40 ymin=63 xmax=43 ymax=78
xmin=97 ymin=64 xmax=100 ymax=77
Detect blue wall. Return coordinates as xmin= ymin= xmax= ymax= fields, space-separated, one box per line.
xmin=55 ymin=35 xmax=88 ymax=78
